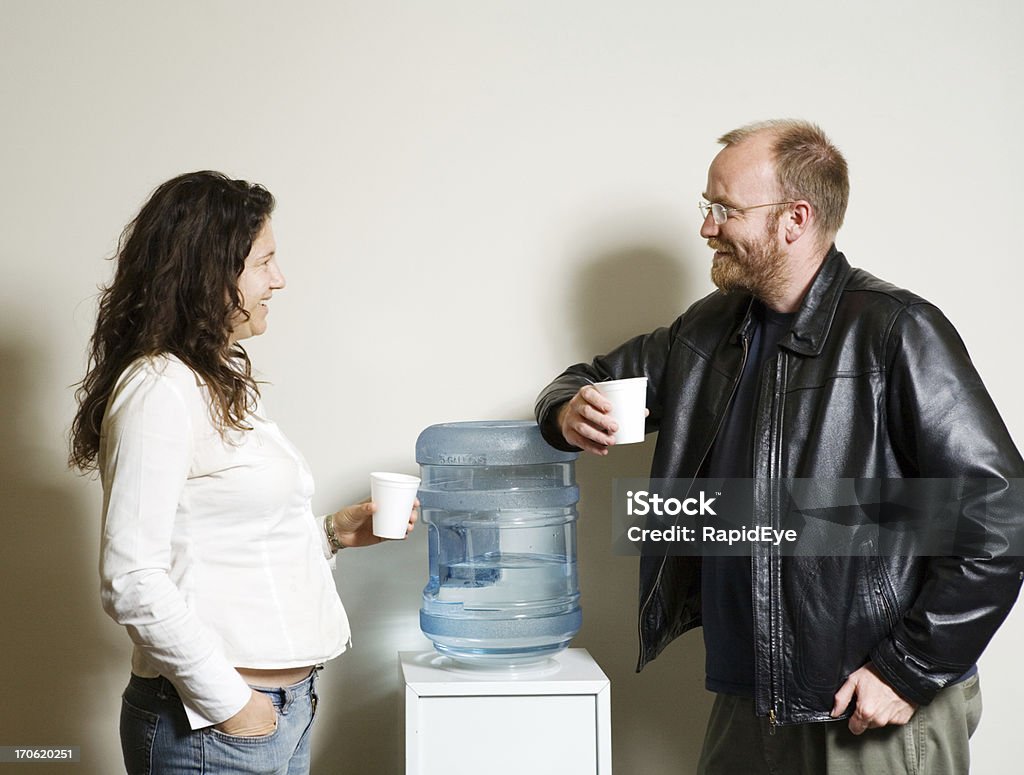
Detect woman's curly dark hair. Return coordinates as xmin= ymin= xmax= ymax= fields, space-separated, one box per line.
xmin=69 ymin=171 xmax=275 ymax=472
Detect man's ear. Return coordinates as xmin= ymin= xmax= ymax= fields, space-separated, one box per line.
xmin=784 ymin=200 xmax=813 ymax=244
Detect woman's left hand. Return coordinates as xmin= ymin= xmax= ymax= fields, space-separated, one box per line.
xmin=330 ymin=498 xmax=419 ymax=548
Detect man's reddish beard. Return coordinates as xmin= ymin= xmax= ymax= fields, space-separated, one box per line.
xmin=708 ymin=211 xmax=788 ymax=307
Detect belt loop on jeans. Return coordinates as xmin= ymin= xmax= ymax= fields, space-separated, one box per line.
xmin=277 ymin=685 xmax=293 ymax=715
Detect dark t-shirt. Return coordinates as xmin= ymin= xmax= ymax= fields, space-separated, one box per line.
xmin=702 ymin=300 xmax=795 ymax=696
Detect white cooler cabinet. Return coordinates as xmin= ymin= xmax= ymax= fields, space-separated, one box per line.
xmin=400 ymin=648 xmax=612 ymax=774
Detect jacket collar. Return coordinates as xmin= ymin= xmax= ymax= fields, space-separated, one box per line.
xmin=784 ymin=245 xmax=850 ymax=356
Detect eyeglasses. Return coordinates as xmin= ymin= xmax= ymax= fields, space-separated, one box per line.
xmin=699 ymin=199 xmax=796 ymax=225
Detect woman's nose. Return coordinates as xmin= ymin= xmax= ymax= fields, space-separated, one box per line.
xmin=271 ymin=262 xmax=286 ymax=290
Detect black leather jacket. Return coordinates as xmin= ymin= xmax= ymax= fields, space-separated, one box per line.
xmin=536 ymin=249 xmax=1024 ymax=725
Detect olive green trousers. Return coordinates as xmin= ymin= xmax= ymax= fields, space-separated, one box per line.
xmin=696 ymin=674 xmax=982 ymax=775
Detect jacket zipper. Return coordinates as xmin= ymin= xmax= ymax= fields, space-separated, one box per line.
xmin=637 ymin=331 xmax=751 ymax=665
xmin=765 ymin=352 xmax=787 ymax=732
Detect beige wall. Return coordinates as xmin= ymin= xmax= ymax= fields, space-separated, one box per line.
xmin=2 ymin=1 xmax=1021 ymax=772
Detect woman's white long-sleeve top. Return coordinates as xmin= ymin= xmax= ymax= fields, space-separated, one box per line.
xmin=99 ymin=354 xmax=350 ymax=730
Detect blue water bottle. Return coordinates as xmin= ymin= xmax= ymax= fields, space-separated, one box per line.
xmin=416 ymin=421 xmax=582 ymax=666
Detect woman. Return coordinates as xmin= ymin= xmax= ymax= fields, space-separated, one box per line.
xmin=69 ymin=171 xmax=416 ymax=774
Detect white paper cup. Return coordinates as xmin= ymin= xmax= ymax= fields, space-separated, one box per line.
xmin=594 ymin=377 xmax=648 ymax=445
xmin=370 ymin=472 xmax=421 ymax=539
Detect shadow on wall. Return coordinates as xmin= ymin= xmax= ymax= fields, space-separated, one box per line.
xmin=0 ymin=341 xmax=124 ymax=775
xmin=570 ymin=245 xmax=699 ymax=356
xmin=566 ymin=243 xmax=714 ymax=775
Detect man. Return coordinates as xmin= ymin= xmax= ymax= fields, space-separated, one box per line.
xmin=534 ymin=120 xmax=1023 ymax=773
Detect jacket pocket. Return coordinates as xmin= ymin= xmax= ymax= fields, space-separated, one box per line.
xmin=867 ymin=548 xmax=901 ymax=637
xmin=790 ymin=554 xmax=889 ymax=701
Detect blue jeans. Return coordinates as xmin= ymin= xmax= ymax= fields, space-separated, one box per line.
xmin=120 ymin=668 xmax=321 ymax=775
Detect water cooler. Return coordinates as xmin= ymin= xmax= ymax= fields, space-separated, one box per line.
xmin=403 ymin=421 xmax=610 ymax=774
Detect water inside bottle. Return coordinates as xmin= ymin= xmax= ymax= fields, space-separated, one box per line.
xmin=437 ymin=552 xmax=576 ymax=604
